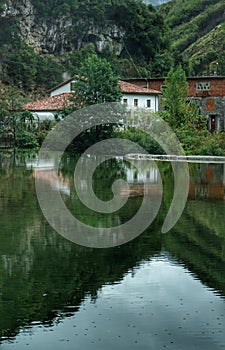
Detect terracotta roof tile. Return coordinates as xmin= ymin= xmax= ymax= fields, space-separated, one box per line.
xmin=119 ymin=80 xmax=161 ymax=95
xmin=23 ymin=93 xmax=74 ymax=111
xmin=24 ymin=81 xmax=161 ymax=112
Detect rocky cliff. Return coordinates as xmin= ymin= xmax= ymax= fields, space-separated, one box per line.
xmin=0 ymin=0 xmax=171 ymax=94
xmin=0 ymin=0 xmax=124 ymax=55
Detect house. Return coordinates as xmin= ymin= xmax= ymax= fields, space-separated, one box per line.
xmin=23 ymin=93 xmax=74 ymax=121
xmin=49 ymin=77 xmax=161 ymax=111
xmin=123 ymin=76 xmax=225 ymax=132
xmin=23 ymin=77 xmax=161 ymax=119
xmin=118 ymin=80 xmax=161 ymax=111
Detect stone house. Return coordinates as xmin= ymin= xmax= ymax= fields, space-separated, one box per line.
xmin=124 ymin=76 xmax=225 ymax=132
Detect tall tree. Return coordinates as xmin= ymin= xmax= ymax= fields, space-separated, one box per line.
xmin=72 ymin=53 xmax=122 ymax=107
xmin=161 ymin=65 xmax=189 ymax=128
xmin=63 ymin=54 xmax=122 ymax=152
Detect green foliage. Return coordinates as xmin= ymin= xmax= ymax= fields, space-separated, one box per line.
xmin=162 ymin=0 xmax=218 ymax=28
xmin=158 ymin=64 xmax=225 ymax=156
xmin=65 ymin=44 xmax=96 ymax=75
xmin=175 ymin=124 xmax=225 ymax=156
xmin=161 ymin=103 xmax=225 ymax=156
xmin=71 ymin=53 xmax=122 ymax=107
xmin=1 ymin=41 xmax=62 ymax=91
xmin=61 ymin=54 xmax=122 ymax=153
xmin=161 ymin=65 xmax=189 ymax=128
xmin=160 ymin=0 xmax=225 ymax=75
xmin=32 ymin=0 xmax=171 ymax=77
xmin=197 ymin=133 xmax=225 ymax=156
xmin=1 ymin=0 xmax=225 ymax=92
xmin=116 ymin=127 xmax=164 ymax=154
xmin=187 ymin=21 xmax=225 ymax=75
xmin=15 ymin=131 xmax=39 ymax=149
xmin=0 ymin=18 xmax=16 ymax=45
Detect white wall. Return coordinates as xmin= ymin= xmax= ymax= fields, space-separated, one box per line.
xmin=50 ymin=81 xmax=75 ymax=96
xmin=31 ymin=112 xmax=56 ymax=121
xmin=122 ymin=93 xmax=159 ymax=111
xmin=126 ymin=166 xmax=159 ymax=184
xmin=50 ymin=83 xmax=159 ymax=112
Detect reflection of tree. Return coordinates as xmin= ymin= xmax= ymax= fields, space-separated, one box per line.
xmin=159 ymin=162 xmax=225 ymax=295
xmin=2 ymin=153 xmax=225 ymax=343
xmin=0 ymin=152 xmax=161 ymax=341
xmin=162 ymin=200 xmax=225 ymax=296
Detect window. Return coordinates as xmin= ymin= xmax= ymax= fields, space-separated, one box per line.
xmin=123 ymin=98 xmax=128 ymax=105
xmin=134 ymin=99 xmax=138 ymax=107
xmin=70 ymin=82 xmax=76 ymax=91
xmin=196 ymin=82 xmax=211 ymax=91
xmin=146 ymin=99 xmax=151 ymax=108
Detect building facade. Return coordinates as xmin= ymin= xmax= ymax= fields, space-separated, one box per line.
xmin=24 ymin=78 xmax=161 ymax=118
xmin=124 ymin=76 xmax=225 ymax=132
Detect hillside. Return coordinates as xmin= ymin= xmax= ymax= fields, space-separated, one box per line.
xmin=0 ymin=0 xmax=225 ymax=103
xmin=160 ymin=0 xmax=225 ymax=75
xmin=0 ymin=0 xmax=171 ymax=98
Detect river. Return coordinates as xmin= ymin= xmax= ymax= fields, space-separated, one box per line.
xmin=0 ymin=151 xmax=225 ymax=349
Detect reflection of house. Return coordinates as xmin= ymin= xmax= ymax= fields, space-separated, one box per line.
xmin=33 ymin=166 xmax=70 ymax=196
xmin=189 ymin=163 xmax=225 ymax=200
xmin=121 ymin=160 xmax=225 ymax=200
xmin=124 ymin=76 xmax=225 ymax=132
xmin=23 ymin=78 xmax=161 ymax=119
xmin=121 ymin=160 xmax=162 ymax=197
xmin=125 ymin=163 xmax=159 ymax=184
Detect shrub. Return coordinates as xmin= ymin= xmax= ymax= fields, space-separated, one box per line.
xmin=16 ymin=131 xmax=39 ymax=149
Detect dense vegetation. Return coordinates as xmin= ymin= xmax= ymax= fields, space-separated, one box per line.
xmin=1 ymin=0 xmax=225 ymax=96
xmin=0 ymin=0 xmax=172 ymax=94
xmin=1 ymin=0 xmax=225 ymax=155
xmin=160 ymin=0 xmax=225 ymax=75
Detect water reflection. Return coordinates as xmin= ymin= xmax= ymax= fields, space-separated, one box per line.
xmin=1 ymin=152 xmax=225 ymax=349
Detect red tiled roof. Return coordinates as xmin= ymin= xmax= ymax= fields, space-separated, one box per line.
xmin=119 ymin=80 xmax=161 ymax=95
xmin=23 ymin=93 xmax=74 ymax=111
xmin=24 ymin=81 xmax=161 ymax=112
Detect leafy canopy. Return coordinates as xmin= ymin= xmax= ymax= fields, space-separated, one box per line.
xmin=161 ymin=65 xmax=189 ymax=128
xmin=72 ymin=53 xmax=122 ymax=107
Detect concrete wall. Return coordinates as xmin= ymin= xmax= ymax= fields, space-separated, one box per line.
xmin=122 ymin=93 xmax=159 ymax=111
xmin=50 ymin=81 xmax=75 ymax=96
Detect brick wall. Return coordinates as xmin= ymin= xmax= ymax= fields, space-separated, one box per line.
xmin=124 ymin=77 xmax=225 ymax=97
xmin=188 ymin=77 xmax=225 ymax=97
xmin=123 ymin=77 xmax=225 ymax=131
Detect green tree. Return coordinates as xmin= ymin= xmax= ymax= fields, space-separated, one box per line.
xmin=62 ymin=54 xmax=122 ymax=152
xmin=65 ymin=44 xmax=96 ymax=75
xmin=161 ymin=65 xmax=189 ymax=128
xmin=71 ymin=53 xmax=122 ymax=107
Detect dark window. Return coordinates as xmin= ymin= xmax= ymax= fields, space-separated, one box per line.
xmin=134 ymin=99 xmax=138 ymax=107
xmin=147 ymin=99 xmax=151 ymax=108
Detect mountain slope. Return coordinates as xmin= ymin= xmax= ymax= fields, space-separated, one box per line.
xmin=160 ymin=0 xmax=225 ymax=75
xmin=0 ymin=0 xmax=171 ymax=94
